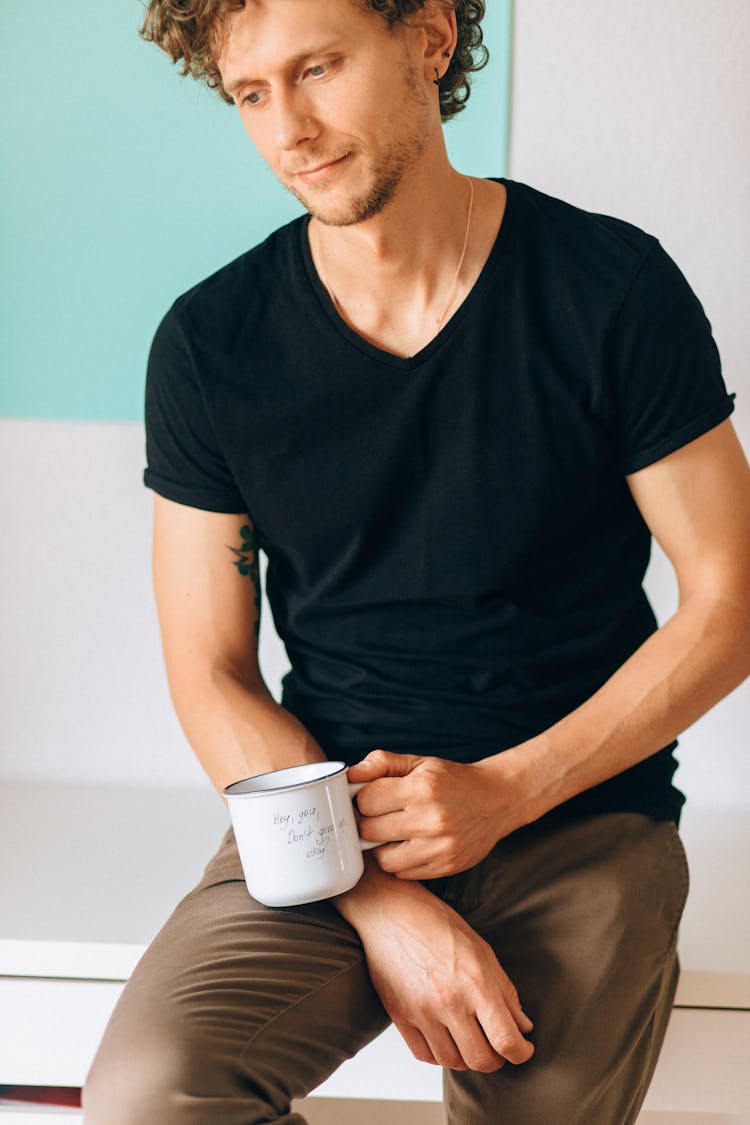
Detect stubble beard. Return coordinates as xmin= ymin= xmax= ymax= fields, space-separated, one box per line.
xmin=286 ymin=141 xmax=420 ymax=227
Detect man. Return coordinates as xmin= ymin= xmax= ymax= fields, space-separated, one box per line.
xmin=84 ymin=1 xmax=750 ymax=1122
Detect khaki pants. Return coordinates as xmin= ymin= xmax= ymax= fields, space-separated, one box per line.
xmin=83 ymin=811 xmax=688 ymax=1124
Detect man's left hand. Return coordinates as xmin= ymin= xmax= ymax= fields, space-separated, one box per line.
xmin=348 ymin=750 xmax=529 ymax=880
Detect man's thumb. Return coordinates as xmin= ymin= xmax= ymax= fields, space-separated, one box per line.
xmin=348 ymin=749 xmax=415 ymax=779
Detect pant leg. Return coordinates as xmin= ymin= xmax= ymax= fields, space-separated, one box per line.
xmin=442 ymin=812 xmax=689 ymax=1125
xmin=83 ymin=826 xmax=391 ymax=1125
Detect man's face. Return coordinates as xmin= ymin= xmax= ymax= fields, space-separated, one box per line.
xmin=217 ymin=0 xmax=438 ymax=226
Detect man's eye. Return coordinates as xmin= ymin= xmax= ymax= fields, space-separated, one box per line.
xmin=242 ymin=90 xmax=264 ymax=107
xmin=304 ymin=62 xmax=337 ymax=80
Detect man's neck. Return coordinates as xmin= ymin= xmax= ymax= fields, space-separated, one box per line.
xmin=307 ymin=169 xmax=507 ymax=358
xmin=309 ymin=158 xmax=470 ymax=299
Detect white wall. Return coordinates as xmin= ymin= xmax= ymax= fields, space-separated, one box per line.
xmin=2 ymin=1 xmax=748 ymax=808
xmin=0 ymin=418 xmax=289 ymax=791
xmin=0 ymin=419 xmax=207 ymax=790
xmin=509 ymin=0 xmax=750 ymax=809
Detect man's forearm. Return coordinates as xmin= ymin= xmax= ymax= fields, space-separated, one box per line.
xmin=494 ymin=591 xmax=750 ymax=823
xmin=333 ymin=849 xmax=422 ymax=926
xmin=342 ymin=588 xmax=748 ymax=881
xmin=170 ymin=667 xmax=327 ymax=796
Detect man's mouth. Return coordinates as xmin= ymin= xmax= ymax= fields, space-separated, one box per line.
xmin=294 ymin=154 xmax=350 ymax=184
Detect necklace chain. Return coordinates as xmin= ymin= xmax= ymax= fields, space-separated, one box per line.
xmin=435 ymin=175 xmax=474 ymax=331
xmin=320 ymin=175 xmax=475 ymax=336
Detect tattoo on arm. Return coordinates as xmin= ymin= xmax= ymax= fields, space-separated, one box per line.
xmin=227 ymin=524 xmax=261 ymax=636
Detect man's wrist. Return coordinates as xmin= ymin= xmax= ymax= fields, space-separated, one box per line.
xmin=476 ymin=736 xmax=559 ymax=830
xmin=332 ymin=853 xmax=426 ymax=930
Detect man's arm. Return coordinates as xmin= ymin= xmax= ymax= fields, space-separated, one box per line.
xmin=151 ymin=493 xmax=534 ymax=1071
xmin=520 ymin=416 xmax=750 ymax=817
xmin=351 ymin=419 xmax=750 ymax=879
xmin=152 ymin=495 xmax=327 ymax=792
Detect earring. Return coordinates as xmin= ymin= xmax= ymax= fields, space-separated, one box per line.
xmin=434 ymin=51 xmax=451 ymax=86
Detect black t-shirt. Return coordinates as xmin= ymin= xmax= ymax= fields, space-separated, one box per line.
xmin=144 ymin=177 xmax=734 ymax=824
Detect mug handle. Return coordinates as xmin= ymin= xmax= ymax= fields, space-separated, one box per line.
xmin=348 ymin=781 xmax=379 ymax=851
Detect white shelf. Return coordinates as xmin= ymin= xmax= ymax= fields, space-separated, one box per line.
xmin=0 ymin=941 xmax=143 ymax=983
xmin=0 ymin=1113 xmax=83 ymax=1124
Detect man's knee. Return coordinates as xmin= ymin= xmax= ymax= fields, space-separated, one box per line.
xmin=83 ymin=1030 xmax=193 ymax=1124
xmin=82 ymin=1029 xmax=270 ymax=1125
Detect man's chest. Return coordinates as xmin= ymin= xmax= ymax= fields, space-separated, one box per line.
xmin=207 ymin=329 xmax=618 ymax=598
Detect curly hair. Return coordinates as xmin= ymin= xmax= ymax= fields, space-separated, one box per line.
xmin=138 ymin=0 xmax=488 ymax=122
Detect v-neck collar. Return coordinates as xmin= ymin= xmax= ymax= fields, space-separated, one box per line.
xmin=297 ymin=176 xmax=513 ymax=371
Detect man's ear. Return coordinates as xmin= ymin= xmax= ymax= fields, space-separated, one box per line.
xmin=419 ymin=0 xmax=458 ymax=84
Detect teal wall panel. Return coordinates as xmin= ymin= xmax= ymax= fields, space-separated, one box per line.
xmin=0 ymin=2 xmax=512 ymax=421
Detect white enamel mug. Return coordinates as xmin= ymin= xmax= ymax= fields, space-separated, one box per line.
xmin=223 ymin=761 xmax=377 ymax=907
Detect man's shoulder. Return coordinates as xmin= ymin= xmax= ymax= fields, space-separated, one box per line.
xmin=506 ymin=177 xmax=658 ymax=286
xmin=166 ymin=212 xmax=308 ymax=336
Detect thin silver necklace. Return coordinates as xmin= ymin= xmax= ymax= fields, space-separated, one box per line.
xmin=435 ymin=175 xmax=475 ymax=331
xmin=319 ymin=175 xmax=475 ymax=334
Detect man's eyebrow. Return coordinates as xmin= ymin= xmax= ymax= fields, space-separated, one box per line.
xmin=224 ymin=40 xmax=343 ymax=95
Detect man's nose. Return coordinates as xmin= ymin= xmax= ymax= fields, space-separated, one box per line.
xmin=273 ymin=90 xmax=319 ymax=151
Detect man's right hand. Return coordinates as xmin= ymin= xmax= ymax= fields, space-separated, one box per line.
xmin=335 ymin=860 xmax=534 ymax=1072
